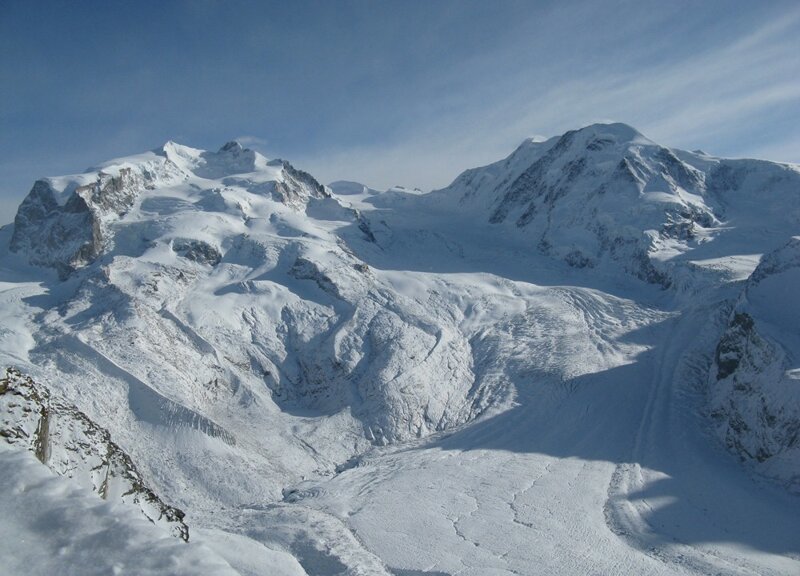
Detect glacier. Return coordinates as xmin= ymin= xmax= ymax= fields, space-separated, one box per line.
xmin=0 ymin=123 xmax=798 ymax=575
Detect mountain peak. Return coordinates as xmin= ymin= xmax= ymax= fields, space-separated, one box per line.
xmin=159 ymin=140 xmax=203 ymax=163
xmin=509 ymin=123 xmax=651 ymax=161
xmin=158 ymin=140 xmax=252 ymax=165
xmin=328 ymin=180 xmax=380 ymax=196
xmin=570 ymin=122 xmax=651 ymax=146
xmin=219 ymin=141 xmax=244 ymax=153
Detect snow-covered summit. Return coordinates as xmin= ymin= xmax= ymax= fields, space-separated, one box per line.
xmin=428 ymin=122 xmax=800 ymax=286
xmin=9 ymin=141 xmax=330 ymax=277
xmin=328 ymin=180 xmax=381 ymax=196
xmin=577 ymin=121 xmax=651 ymax=144
xmin=157 ymin=140 xmax=272 ymax=179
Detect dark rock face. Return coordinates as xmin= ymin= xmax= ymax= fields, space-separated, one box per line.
xmin=290 ymin=257 xmax=342 ymax=299
xmin=715 ymin=312 xmax=755 ymax=380
xmin=0 ymin=368 xmax=190 ymax=541
xmin=11 ymin=180 xmax=98 ymax=278
xmin=488 ymin=144 xmax=560 ymax=225
xmin=710 ymin=311 xmax=794 ymax=465
xmin=172 ymin=239 xmax=222 ymax=266
xmin=356 ymin=213 xmax=377 ymax=243
xmin=10 ymin=169 xmax=142 ymax=277
xmin=653 ymin=147 xmax=704 ymax=190
xmin=270 ymin=160 xmax=330 ymax=206
xmin=703 ymin=237 xmax=800 ymax=491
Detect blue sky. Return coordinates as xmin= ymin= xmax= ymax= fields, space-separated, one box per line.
xmin=2 ymin=0 xmax=799 ymax=222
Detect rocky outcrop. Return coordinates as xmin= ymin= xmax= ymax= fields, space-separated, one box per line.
xmin=11 ymin=168 xmax=148 ymax=277
xmin=709 ymin=239 xmax=800 ymax=491
xmin=172 ymin=238 xmax=222 ymax=266
xmin=0 ymin=368 xmax=190 ymax=541
xmin=710 ymin=311 xmax=791 ymax=463
xmin=263 ymin=159 xmax=331 ymax=208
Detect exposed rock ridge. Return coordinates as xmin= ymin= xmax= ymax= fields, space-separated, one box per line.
xmin=709 ymin=239 xmax=800 ymax=491
xmin=0 ymin=368 xmax=190 ymax=541
xmin=11 ymin=166 xmax=162 ymax=277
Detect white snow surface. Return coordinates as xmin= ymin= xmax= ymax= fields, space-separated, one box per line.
xmin=0 ymin=448 xmax=240 ymax=576
xmin=1 ymin=126 xmax=799 ymax=575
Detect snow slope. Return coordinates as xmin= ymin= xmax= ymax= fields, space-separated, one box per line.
xmin=1 ymin=125 xmax=799 ymax=575
xmin=0 ymin=448 xmax=239 ymax=576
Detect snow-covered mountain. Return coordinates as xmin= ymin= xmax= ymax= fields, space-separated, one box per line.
xmin=10 ymin=142 xmax=329 ymax=277
xmin=1 ymin=124 xmax=799 ymax=575
xmin=428 ymin=123 xmax=800 ymax=288
xmin=9 ymin=140 xmax=488 ymax=446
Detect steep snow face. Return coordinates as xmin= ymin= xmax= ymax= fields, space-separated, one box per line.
xmin=430 ymin=123 xmax=800 ymax=287
xmin=710 ymin=238 xmax=800 ymax=490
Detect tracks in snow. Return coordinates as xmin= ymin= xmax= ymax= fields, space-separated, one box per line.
xmin=602 ymin=298 xmax=794 ymax=576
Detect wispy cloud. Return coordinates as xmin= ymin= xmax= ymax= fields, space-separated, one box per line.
xmin=739 ymin=134 xmax=800 ymax=166
xmin=234 ymin=135 xmax=269 ymax=149
xmin=297 ymin=5 xmax=800 ymax=189
xmin=1 ymin=0 xmax=798 ymax=210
